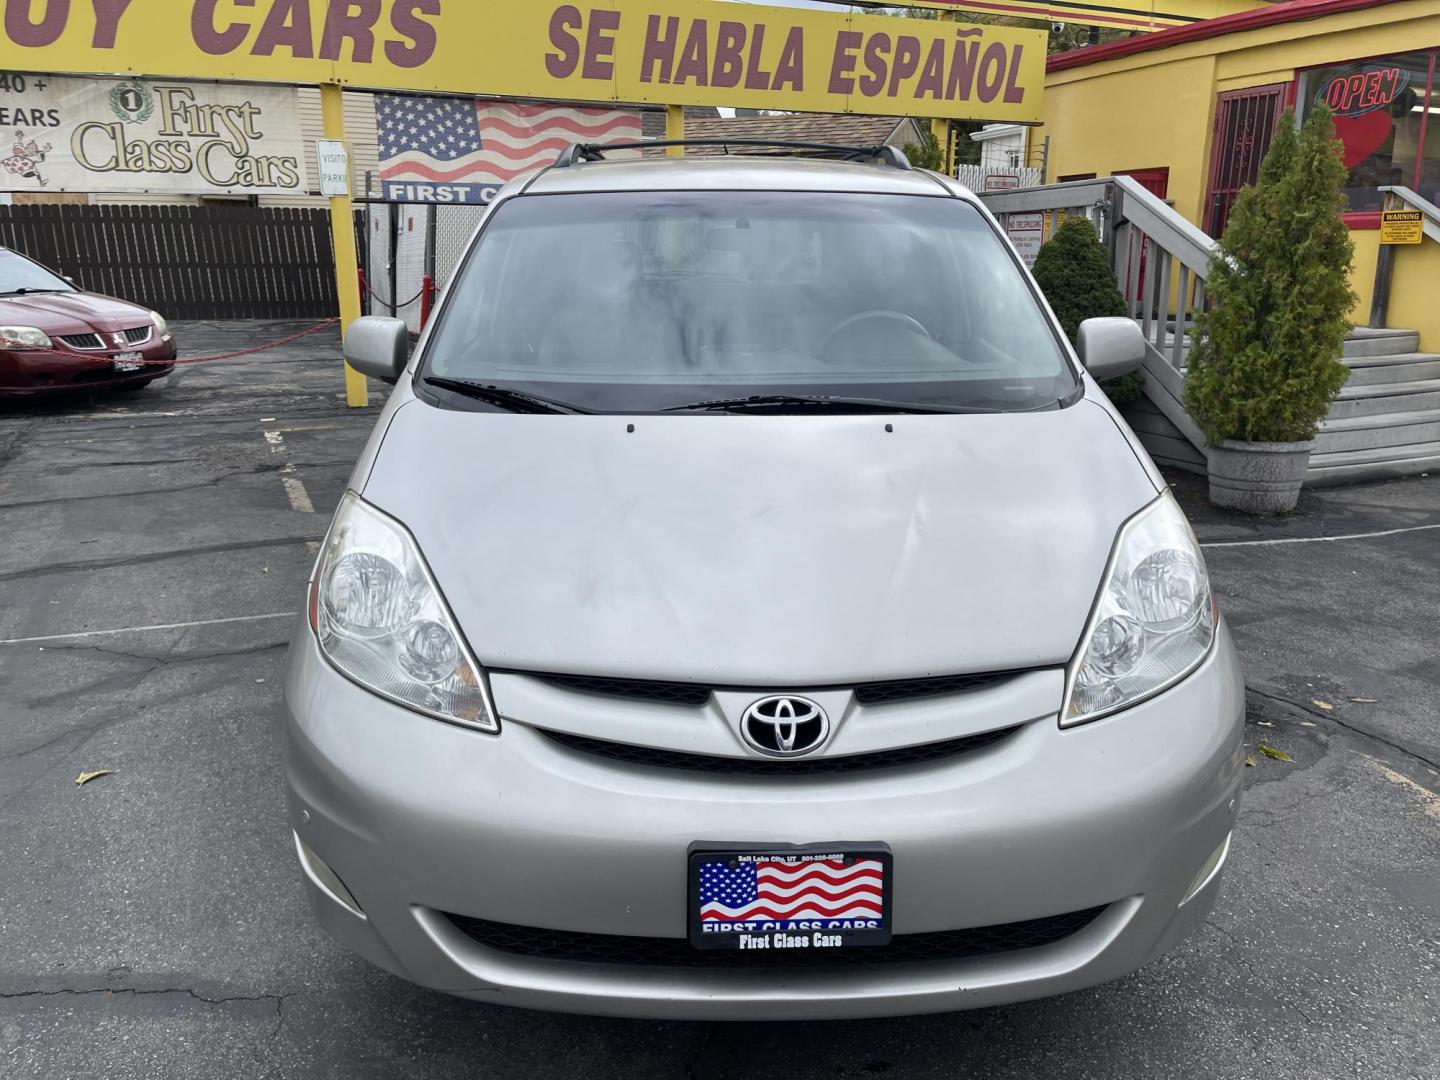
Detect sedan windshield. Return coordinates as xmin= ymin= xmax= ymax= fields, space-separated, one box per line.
xmin=0 ymin=250 xmax=75 ymax=295
xmin=423 ymin=190 xmax=1075 ymax=413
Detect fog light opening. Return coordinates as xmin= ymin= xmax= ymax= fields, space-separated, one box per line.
xmin=294 ymin=832 xmax=367 ymax=920
xmin=1179 ymin=832 xmax=1232 ymax=908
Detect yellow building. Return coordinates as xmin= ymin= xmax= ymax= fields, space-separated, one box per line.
xmin=1039 ymin=0 xmax=1440 ymax=349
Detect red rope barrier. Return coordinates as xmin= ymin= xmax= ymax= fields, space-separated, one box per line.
xmin=21 ymin=319 xmax=341 ymax=369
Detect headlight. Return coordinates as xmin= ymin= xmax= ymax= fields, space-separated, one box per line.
xmin=149 ymin=311 xmax=169 ymax=338
xmin=1062 ymin=492 xmax=1215 ymax=725
xmin=310 ymin=492 xmax=496 ymax=732
xmin=0 ymin=326 xmax=53 ymax=350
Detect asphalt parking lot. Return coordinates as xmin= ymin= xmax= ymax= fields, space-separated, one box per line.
xmin=2 ymin=321 xmax=1438 ymax=1079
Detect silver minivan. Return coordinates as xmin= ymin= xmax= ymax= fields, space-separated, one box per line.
xmin=283 ymin=144 xmax=1245 ymax=1020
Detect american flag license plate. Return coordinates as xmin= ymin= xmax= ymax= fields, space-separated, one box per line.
xmin=688 ymin=845 xmax=893 ymax=951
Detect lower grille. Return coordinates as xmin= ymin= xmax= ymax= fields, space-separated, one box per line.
xmin=444 ymin=907 xmax=1107 ymax=968
xmin=542 ymin=725 xmax=1019 ymax=775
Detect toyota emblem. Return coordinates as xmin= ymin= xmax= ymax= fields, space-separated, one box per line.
xmin=740 ymin=695 xmax=829 ymax=757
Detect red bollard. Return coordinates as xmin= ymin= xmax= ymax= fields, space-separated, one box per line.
xmin=420 ymin=274 xmax=437 ymax=330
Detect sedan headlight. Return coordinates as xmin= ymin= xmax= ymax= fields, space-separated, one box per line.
xmin=1062 ymin=492 xmax=1215 ymax=726
xmin=0 ymin=326 xmax=53 ymax=350
xmin=148 ymin=310 xmax=169 ymax=338
xmin=310 ymin=492 xmax=496 ymax=732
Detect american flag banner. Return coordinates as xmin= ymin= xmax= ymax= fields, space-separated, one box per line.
xmin=698 ymin=856 xmax=886 ymax=930
xmin=376 ymin=95 xmax=642 ymax=205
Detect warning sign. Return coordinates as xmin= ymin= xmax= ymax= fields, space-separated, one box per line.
xmin=1380 ymin=210 xmax=1424 ymax=245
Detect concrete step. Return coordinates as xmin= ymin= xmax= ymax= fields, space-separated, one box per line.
xmin=1343 ymin=328 xmax=1421 ymax=357
xmin=1150 ymin=333 xmax=1430 ymax=368
xmin=1307 ymin=440 xmax=1440 ymax=486
xmin=1316 ymin=409 xmax=1440 ymax=453
xmin=1343 ymin=355 xmax=1440 ymax=385
xmin=1330 ymin=380 xmax=1440 ymax=418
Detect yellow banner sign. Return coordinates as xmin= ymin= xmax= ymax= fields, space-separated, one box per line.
xmin=808 ymin=0 xmax=1268 ymax=33
xmin=0 ymin=0 xmax=1046 ymax=123
xmin=1380 ymin=209 xmax=1424 ymax=245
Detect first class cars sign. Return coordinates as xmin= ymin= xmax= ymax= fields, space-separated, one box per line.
xmin=0 ymin=0 xmax=1046 ymax=124
xmin=0 ymin=74 xmax=306 ymax=194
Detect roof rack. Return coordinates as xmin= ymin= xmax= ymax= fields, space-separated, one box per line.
xmin=553 ymin=139 xmax=914 ymax=171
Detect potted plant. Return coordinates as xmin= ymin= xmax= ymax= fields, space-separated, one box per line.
xmin=1183 ymin=104 xmax=1356 ymax=514
xmin=1032 ymin=216 xmax=1144 ymax=406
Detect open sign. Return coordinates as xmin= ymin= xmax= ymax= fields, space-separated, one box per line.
xmin=1316 ymin=66 xmax=1409 ymax=117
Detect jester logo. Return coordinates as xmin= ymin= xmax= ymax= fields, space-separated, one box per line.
xmin=3 ymin=132 xmax=53 ymax=187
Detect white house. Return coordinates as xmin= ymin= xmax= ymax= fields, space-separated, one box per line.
xmin=969 ymin=124 xmax=1029 ymax=170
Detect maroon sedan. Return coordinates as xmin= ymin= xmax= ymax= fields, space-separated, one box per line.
xmin=0 ymin=246 xmax=177 ymax=396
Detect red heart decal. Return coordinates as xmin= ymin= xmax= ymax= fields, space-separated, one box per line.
xmin=1332 ymin=110 xmax=1394 ymax=168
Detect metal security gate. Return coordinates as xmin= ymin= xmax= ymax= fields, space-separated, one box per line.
xmin=363 ymin=202 xmax=486 ymax=332
xmin=1204 ymin=83 xmax=1288 ymax=238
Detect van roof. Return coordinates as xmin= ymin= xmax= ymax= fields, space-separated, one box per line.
xmin=522 ymin=154 xmax=970 ymax=199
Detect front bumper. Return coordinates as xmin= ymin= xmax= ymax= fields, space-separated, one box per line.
xmin=0 ymin=337 xmax=177 ymax=394
xmin=282 ymin=622 xmax=1246 ymax=1020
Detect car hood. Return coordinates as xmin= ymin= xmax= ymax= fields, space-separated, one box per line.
xmin=0 ymin=291 xmax=151 ymax=335
xmin=362 ymin=398 xmax=1157 ymax=685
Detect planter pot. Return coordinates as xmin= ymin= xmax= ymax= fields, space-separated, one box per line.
xmin=1206 ymin=440 xmax=1315 ymax=514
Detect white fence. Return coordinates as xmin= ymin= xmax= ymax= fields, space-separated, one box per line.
xmin=954 ymin=165 xmax=1044 ymax=194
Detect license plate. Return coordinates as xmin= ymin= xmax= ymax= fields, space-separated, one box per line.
xmin=688 ymin=844 xmax=892 ymax=952
xmin=113 ymin=353 xmax=144 ymax=372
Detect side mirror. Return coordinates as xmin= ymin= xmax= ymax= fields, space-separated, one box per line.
xmin=63 ymin=275 xmax=76 ymax=286
xmin=1076 ymin=317 xmax=1146 ymax=381
xmin=343 ymin=316 xmax=409 ymax=381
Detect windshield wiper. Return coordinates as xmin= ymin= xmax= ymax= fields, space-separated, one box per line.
xmin=1 ymin=288 xmax=70 ymax=296
xmin=661 ymin=393 xmax=999 ymax=415
xmin=421 ymin=376 xmax=590 ymax=414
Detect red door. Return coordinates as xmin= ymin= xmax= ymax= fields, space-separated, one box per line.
xmin=1114 ymin=168 xmax=1170 ymax=306
xmin=1117 ymin=167 xmax=1170 ymax=199
xmin=1205 ymin=84 xmax=1287 ymax=237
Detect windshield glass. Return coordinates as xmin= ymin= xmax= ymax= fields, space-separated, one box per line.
xmin=0 ymin=250 xmax=75 ymax=295
xmin=423 ymin=191 xmax=1075 ymax=412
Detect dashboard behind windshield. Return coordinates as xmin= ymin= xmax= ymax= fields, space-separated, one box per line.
xmin=423 ymin=190 xmax=1076 ymax=413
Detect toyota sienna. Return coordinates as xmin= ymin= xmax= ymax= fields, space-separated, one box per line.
xmin=282 ymin=143 xmax=1245 ymax=1020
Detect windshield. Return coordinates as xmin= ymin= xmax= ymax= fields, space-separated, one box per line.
xmin=423 ymin=190 xmax=1075 ymax=413
xmin=0 ymin=250 xmax=75 ymax=295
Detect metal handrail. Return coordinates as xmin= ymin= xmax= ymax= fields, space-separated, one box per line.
xmin=974 ymin=177 xmax=1115 ymax=215
xmin=1110 ymin=176 xmax=1217 ymax=278
xmin=1369 ymin=186 xmax=1440 ymax=327
xmin=977 ymin=175 xmax=1223 ymax=459
xmin=1377 ymin=186 xmax=1440 ymax=243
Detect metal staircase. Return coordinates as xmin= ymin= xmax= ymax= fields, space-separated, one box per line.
xmin=978 ymin=178 xmax=1440 ymax=487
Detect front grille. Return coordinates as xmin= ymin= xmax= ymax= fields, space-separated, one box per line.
xmin=538 ymin=673 xmax=711 ymax=707
xmin=542 ymin=725 xmax=1019 ymax=775
xmin=122 ymin=326 xmax=151 ymax=345
xmin=531 ymin=669 xmax=1019 ymax=709
xmin=58 ymin=332 xmax=104 ymax=350
xmin=854 ymin=671 xmax=1018 ymax=705
xmin=444 ymin=907 xmax=1107 ymax=968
